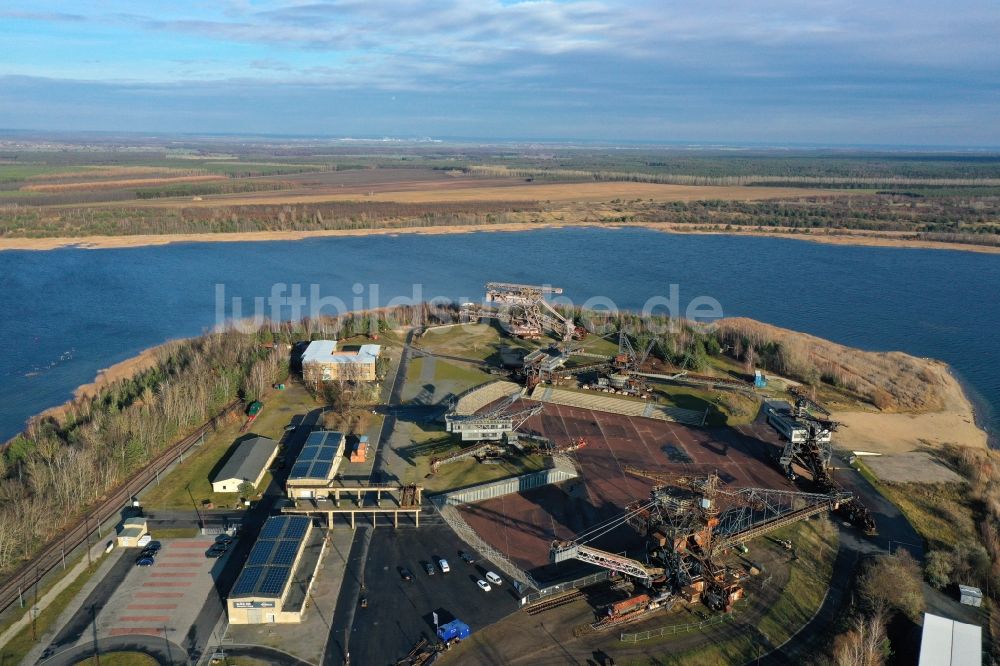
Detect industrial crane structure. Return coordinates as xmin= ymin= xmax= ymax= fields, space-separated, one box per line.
xmin=551 ymin=465 xmax=852 ymax=623
xmin=766 ymin=389 xmax=876 ymax=534
xmin=462 ymin=282 xmax=584 ymax=342
xmin=435 ymin=391 xmax=545 ymax=473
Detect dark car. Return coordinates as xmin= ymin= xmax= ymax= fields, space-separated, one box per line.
xmin=215 ymin=534 xmax=233 ymax=545
xmin=422 ymin=562 xmax=435 ymax=576
xmin=139 ymin=547 xmax=158 ymax=558
xmin=135 ymin=556 xmax=155 ymax=567
xmin=143 ymin=541 xmax=162 ymax=553
xmin=206 ymin=543 xmax=228 ymax=558
xmin=459 ymin=550 xmax=476 ymax=564
xmin=399 ymin=567 xmax=413 ymax=581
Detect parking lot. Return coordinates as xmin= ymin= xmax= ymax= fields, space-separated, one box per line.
xmin=346 ymin=525 xmax=521 ymax=665
xmin=75 ymin=538 xmax=228 ymax=646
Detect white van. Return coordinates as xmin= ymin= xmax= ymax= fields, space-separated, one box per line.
xmin=438 ymin=559 xmax=450 ymax=573
xmin=485 ymin=571 xmax=502 ymax=586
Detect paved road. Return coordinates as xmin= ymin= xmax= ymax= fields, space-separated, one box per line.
xmin=758 ymin=463 xmax=924 ymax=664
xmin=43 ymin=550 xmax=130 ymax=656
xmin=41 ymin=635 xmax=189 ymax=666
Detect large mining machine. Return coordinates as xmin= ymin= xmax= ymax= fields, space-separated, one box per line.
xmin=768 ymin=388 xmax=877 ymax=534
xmin=463 ymin=282 xmax=583 ymax=341
xmin=436 ymin=392 xmax=544 ymax=472
xmin=550 ymin=465 xmax=852 ymax=623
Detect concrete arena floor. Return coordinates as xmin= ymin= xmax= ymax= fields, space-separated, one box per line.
xmin=457 ymin=402 xmax=796 ymax=579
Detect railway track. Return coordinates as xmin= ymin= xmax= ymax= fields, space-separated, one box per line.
xmin=523 ymin=589 xmax=585 ymax=615
xmin=0 ymin=399 xmax=243 ymax=617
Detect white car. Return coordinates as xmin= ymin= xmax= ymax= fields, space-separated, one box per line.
xmin=438 ymin=559 xmax=450 ymax=573
xmin=477 ymin=579 xmax=492 ymax=592
xmin=485 ymin=571 xmax=502 ymax=586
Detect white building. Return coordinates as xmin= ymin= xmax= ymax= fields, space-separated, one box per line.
xmin=919 ymin=613 xmax=981 ymax=666
xmin=301 ymin=340 xmax=380 ymax=382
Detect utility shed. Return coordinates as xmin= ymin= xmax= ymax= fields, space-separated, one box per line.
xmin=959 ymin=585 xmax=983 ymax=607
xmin=918 ymin=613 xmax=981 ymax=666
xmin=117 ymin=517 xmax=148 ymax=548
xmin=211 ymin=435 xmax=279 ymax=493
xmin=302 ymin=340 xmax=380 ymax=382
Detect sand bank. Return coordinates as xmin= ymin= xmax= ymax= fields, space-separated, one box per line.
xmin=1 ymin=221 xmax=998 ymax=254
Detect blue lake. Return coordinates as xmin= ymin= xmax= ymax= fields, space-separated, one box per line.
xmin=1 ymin=228 xmax=997 ymax=443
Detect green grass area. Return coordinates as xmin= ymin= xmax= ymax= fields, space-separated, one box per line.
xmin=75 ymin=652 xmax=159 ymax=665
xmin=628 ymin=517 xmax=838 ymax=664
xmin=0 ymin=555 xmax=102 ymax=665
xmin=433 ymin=360 xmax=495 ymax=386
xmin=854 ymin=460 xmax=972 ymax=549
xmin=0 ymin=164 xmax=90 ymax=184
xmin=423 ymin=452 xmax=549 ymax=493
xmin=141 ymin=382 xmax=320 ymax=510
xmin=414 ymin=323 xmax=549 ymax=364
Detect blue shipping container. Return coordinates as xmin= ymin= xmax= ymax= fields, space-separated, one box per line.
xmin=437 ymin=620 xmax=471 ymax=641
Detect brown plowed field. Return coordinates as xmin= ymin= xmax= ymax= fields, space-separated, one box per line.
xmin=457 ymin=402 xmax=793 ymax=580
xmin=135 ymin=179 xmax=845 ymax=207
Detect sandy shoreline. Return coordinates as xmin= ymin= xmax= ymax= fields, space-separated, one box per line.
xmin=832 ymin=360 xmax=989 ymax=455
xmin=1 ymin=221 xmax=999 ymax=254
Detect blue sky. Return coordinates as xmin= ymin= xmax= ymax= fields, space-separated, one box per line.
xmin=1 ymin=1 xmax=998 ymax=145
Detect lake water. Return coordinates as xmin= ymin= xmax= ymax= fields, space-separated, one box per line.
xmin=1 ymin=228 xmax=997 ymax=444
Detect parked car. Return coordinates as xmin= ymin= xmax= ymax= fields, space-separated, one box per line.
xmin=399 ymin=567 xmax=413 ymax=581
xmin=422 ymin=562 xmax=435 ymax=576
xmin=206 ymin=548 xmax=225 ymax=559
xmin=215 ymin=534 xmax=233 ymax=545
xmin=459 ymin=550 xmax=475 ymax=564
xmin=438 ymin=559 xmax=450 ymax=573
xmin=143 ymin=541 xmax=162 ymax=552
xmin=139 ymin=547 xmax=158 ymax=559
xmin=485 ymin=571 xmax=503 ymax=586
xmin=135 ymin=556 xmax=155 ymax=567
xmin=477 ymin=579 xmax=492 ymax=592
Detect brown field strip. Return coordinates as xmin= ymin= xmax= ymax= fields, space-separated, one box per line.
xmin=22 ymin=174 xmax=227 ymax=192
xmin=128 ymin=181 xmax=849 ymax=207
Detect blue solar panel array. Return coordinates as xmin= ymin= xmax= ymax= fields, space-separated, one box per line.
xmin=287 ymin=431 xmax=344 ymax=480
xmin=230 ymin=516 xmax=312 ymax=599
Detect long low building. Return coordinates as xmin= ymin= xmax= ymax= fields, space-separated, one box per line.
xmin=227 ymin=515 xmax=326 ymax=624
xmin=286 ymin=430 xmax=345 ymax=499
xmin=211 ymin=435 xmax=279 ymax=493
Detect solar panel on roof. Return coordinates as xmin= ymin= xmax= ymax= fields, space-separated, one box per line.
xmin=247 ymin=540 xmax=275 ymax=566
xmin=305 ymin=431 xmax=325 ymax=445
xmin=232 ymin=566 xmax=264 ymax=596
xmin=274 ymin=540 xmax=300 ymax=566
xmin=259 ymin=518 xmax=286 ymax=540
xmin=259 ymin=567 xmax=291 ymax=597
xmin=309 ymin=461 xmax=332 ymax=478
xmin=315 ymin=446 xmax=336 ymax=462
xmin=299 ymin=446 xmax=320 ymax=461
xmin=284 ymin=517 xmax=309 ymax=539
xmin=289 ymin=461 xmax=312 ymax=478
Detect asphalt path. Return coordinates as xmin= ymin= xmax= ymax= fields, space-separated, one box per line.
xmin=43 ymin=550 xmax=130 ymax=657
xmin=41 ymin=635 xmax=189 ymax=666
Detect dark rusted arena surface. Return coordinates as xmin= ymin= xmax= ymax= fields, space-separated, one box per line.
xmin=457 ymin=403 xmax=793 ymax=580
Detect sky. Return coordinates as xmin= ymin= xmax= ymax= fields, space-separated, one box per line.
xmin=1 ymin=1 xmax=998 ymax=145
